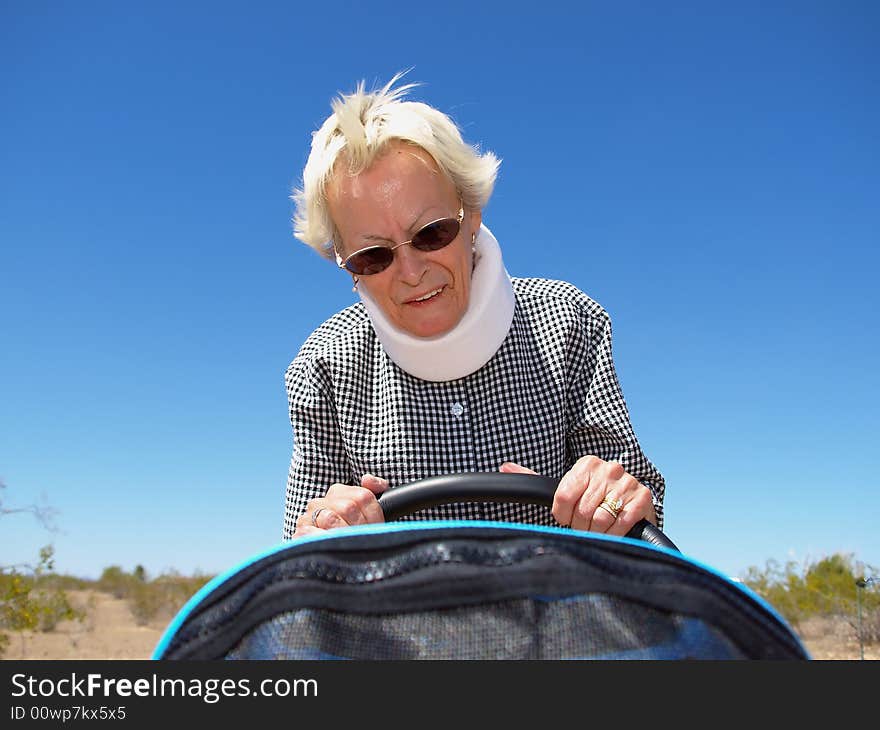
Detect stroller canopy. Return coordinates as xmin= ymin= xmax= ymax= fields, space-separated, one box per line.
xmin=154 ymin=520 xmax=809 ymax=660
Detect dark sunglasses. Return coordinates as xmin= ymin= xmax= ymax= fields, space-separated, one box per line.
xmin=335 ymin=206 xmax=465 ymax=276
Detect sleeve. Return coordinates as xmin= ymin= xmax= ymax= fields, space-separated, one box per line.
xmin=282 ymin=355 xmax=354 ymax=540
xmin=565 ymin=304 xmax=666 ymax=528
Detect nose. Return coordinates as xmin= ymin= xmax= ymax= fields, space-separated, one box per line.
xmin=393 ymin=241 xmax=428 ymax=285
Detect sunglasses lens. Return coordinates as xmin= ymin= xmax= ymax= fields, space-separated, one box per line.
xmin=346 ymin=247 xmax=394 ymax=275
xmin=343 ymin=216 xmax=461 ymax=275
xmin=412 ymin=218 xmax=460 ymax=251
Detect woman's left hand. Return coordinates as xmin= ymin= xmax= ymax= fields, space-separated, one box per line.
xmin=500 ymin=456 xmax=657 ymax=537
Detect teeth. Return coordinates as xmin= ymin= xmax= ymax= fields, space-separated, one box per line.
xmin=414 ymin=288 xmax=442 ymax=302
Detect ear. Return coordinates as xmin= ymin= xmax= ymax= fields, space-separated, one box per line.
xmin=467 ymin=208 xmax=482 ymax=240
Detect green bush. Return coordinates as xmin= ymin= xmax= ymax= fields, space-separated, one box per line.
xmin=742 ymin=552 xmax=880 ymax=640
xmin=0 ymin=546 xmax=84 ymax=656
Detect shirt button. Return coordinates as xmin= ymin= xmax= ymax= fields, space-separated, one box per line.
xmin=450 ymin=403 xmax=464 ymax=417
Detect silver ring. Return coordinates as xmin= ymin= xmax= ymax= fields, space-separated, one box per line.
xmin=311 ymin=507 xmax=327 ymax=527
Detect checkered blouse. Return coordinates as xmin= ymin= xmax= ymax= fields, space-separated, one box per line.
xmin=282 ymin=277 xmax=665 ymax=539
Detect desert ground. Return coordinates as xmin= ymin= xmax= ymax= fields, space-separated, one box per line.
xmin=2 ymin=590 xmax=876 ymax=660
xmin=3 ymin=590 xmax=170 ymax=661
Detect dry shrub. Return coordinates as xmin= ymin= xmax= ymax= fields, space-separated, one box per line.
xmin=128 ymin=572 xmax=213 ymax=625
xmin=93 ymin=567 xmax=213 ymax=626
xmin=858 ymin=608 xmax=880 ymax=645
xmin=797 ymin=614 xmax=855 ymax=641
xmin=97 ymin=566 xmax=138 ymax=600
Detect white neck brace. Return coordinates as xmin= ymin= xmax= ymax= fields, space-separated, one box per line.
xmin=357 ymin=223 xmax=515 ymax=382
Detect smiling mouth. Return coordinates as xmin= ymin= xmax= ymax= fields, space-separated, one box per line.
xmin=408 ymin=286 xmax=444 ymax=304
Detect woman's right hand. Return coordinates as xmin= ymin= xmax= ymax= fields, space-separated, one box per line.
xmin=293 ymin=473 xmax=388 ymax=538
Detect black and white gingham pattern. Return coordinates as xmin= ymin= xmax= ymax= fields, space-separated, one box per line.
xmin=282 ymin=278 xmax=665 ymax=539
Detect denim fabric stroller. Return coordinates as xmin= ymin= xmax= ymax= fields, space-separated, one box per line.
xmin=153 ymin=474 xmax=810 ymax=660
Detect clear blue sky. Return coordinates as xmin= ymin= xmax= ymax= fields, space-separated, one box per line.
xmin=2 ymin=1 xmax=877 ymax=582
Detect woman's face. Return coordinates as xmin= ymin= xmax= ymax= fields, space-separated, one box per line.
xmin=328 ymin=143 xmax=481 ymax=338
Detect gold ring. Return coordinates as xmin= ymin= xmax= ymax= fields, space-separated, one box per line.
xmin=311 ymin=507 xmax=327 ymax=527
xmin=598 ymin=495 xmax=623 ymax=520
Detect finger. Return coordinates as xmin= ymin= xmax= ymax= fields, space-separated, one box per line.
xmin=590 ymin=461 xmax=627 ymax=533
xmin=317 ymin=499 xmax=365 ymax=528
xmin=301 ymin=498 xmax=352 ymax=530
xmin=584 ymin=462 xmax=650 ymax=536
xmin=499 ymin=462 xmax=538 ymax=475
xmin=552 ymin=470 xmax=585 ymax=528
xmin=553 ymin=457 xmax=598 ymax=528
xmin=588 ymin=496 xmax=619 ymax=534
xmin=297 ymin=502 xmax=323 ymax=532
xmin=293 ymin=524 xmax=326 ymax=538
xmin=570 ymin=483 xmax=606 ymax=532
xmin=357 ymin=474 xmax=388 ymax=523
xmin=325 ymin=485 xmax=377 ymax=526
xmin=360 ymin=473 xmax=390 ymax=494
xmin=607 ymin=485 xmax=657 ymax=537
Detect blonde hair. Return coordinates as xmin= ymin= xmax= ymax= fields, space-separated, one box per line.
xmin=292 ymin=71 xmax=501 ymax=258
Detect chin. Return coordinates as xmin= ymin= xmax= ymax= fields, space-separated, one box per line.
xmin=404 ymin=323 xmax=449 ymax=338
xmin=401 ymin=312 xmax=463 ymax=338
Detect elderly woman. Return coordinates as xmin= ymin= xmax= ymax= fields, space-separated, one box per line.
xmin=284 ymin=74 xmax=665 ymax=540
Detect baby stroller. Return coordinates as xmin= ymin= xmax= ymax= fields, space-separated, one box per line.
xmin=153 ymin=474 xmax=810 ymax=660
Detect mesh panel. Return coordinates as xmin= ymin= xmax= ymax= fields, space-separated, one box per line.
xmin=226 ymin=594 xmax=745 ymax=660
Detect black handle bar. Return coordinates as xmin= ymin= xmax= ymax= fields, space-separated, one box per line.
xmin=377 ymin=472 xmax=679 ymax=551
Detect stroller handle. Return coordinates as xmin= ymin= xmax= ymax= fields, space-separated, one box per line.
xmin=377 ymin=472 xmax=679 ymax=551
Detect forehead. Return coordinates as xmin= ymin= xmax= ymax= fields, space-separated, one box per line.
xmin=328 ymin=142 xmax=451 ymax=205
